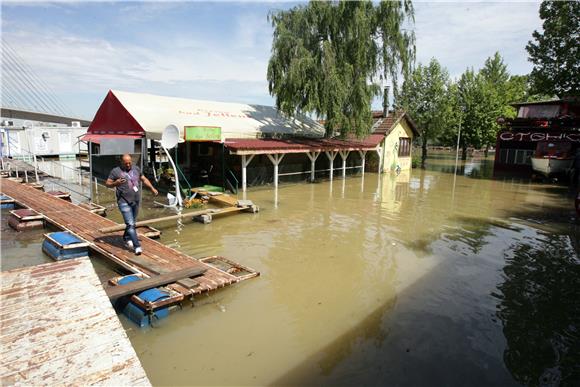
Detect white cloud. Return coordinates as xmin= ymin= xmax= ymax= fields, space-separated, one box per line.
xmin=414 ymin=2 xmax=542 ymax=78
xmin=2 ymin=22 xmax=275 ymax=118
xmin=2 ymin=1 xmax=543 ymax=118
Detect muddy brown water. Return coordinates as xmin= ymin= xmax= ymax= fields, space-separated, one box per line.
xmin=2 ymin=154 xmax=579 ymax=386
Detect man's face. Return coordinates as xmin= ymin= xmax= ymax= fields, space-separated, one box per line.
xmin=121 ymin=156 xmax=132 ymax=171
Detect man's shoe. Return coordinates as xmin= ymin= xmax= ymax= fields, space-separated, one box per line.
xmin=134 ymin=247 xmax=142 ymax=255
xmin=125 ymin=240 xmax=134 ymax=249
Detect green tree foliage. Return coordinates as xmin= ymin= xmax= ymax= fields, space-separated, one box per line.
xmin=505 ymin=75 xmax=553 ymax=104
xmin=398 ymin=58 xmax=451 ymax=168
xmin=437 ymin=82 xmax=461 ymax=148
xmin=526 ymin=0 xmax=580 ymax=97
xmin=479 ymin=52 xmax=513 ymax=154
xmin=456 ymin=68 xmax=501 ymax=159
xmin=267 ymin=0 xmax=415 ymax=138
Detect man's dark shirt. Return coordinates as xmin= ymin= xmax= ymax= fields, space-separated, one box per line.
xmin=107 ymin=166 xmax=142 ymax=204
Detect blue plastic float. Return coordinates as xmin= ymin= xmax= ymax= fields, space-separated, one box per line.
xmin=0 ymin=194 xmax=15 ymax=210
xmin=42 ymin=231 xmax=89 ymax=261
xmin=117 ymin=275 xmax=170 ymax=327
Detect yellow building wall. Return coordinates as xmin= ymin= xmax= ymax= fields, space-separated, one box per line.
xmin=381 ymin=119 xmax=414 ymax=173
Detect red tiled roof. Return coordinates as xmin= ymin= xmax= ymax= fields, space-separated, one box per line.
xmin=225 ymin=110 xmax=419 ymax=154
xmin=372 ymin=110 xmax=420 ymax=137
xmin=225 ymin=134 xmax=385 ymax=153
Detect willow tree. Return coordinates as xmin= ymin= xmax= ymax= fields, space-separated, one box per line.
xmin=267 ymin=0 xmax=415 ymax=138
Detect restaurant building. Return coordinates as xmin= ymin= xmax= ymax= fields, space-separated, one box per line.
xmin=84 ymin=90 xmax=419 ymax=192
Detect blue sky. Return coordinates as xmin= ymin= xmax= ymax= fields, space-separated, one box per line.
xmin=1 ymin=1 xmax=542 ymax=120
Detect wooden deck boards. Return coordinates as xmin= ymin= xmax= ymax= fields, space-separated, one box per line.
xmin=0 ymin=258 xmax=151 ymax=386
xmin=1 ymin=178 xmax=258 ymax=295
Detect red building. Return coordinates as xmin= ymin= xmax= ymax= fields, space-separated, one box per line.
xmin=494 ymin=98 xmax=580 ymax=177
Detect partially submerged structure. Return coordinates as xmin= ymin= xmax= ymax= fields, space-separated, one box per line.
xmin=494 ymin=98 xmax=580 ymax=177
xmin=1 ymin=120 xmax=87 ymax=159
xmin=83 ymin=90 xmax=419 ymax=192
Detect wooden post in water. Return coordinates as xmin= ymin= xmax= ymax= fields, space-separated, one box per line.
xmin=307 ymin=151 xmax=320 ymax=182
xmin=266 ymin=154 xmax=284 ymax=188
xmin=358 ymin=150 xmax=367 ymax=176
xmin=339 ymin=150 xmax=349 ymax=179
xmin=241 ymin=154 xmax=255 ymax=192
xmin=325 ymin=151 xmax=337 ymax=181
xmin=375 ymin=146 xmax=383 ymax=174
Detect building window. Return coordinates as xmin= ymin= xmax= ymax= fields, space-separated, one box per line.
xmin=399 ymin=137 xmax=411 ymax=157
xmin=498 ymin=148 xmax=533 ymax=165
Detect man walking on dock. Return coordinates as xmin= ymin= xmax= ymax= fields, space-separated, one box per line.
xmin=106 ymin=154 xmax=158 ymax=255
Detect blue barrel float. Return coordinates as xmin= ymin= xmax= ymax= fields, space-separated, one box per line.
xmin=115 ymin=275 xmax=170 ymax=328
xmin=0 ymin=194 xmax=15 ymax=210
xmin=42 ymin=231 xmax=89 ymax=261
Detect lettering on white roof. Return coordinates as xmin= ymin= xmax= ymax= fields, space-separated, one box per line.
xmin=112 ymin=90 xmax=325 ymax=141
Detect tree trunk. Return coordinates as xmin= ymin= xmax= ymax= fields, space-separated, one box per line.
xmin=484 ymin=144 xmax=489 ymax=158
xmin=421 ymin=135 xmax=428 ymax=169
xmin=461 ymin=144 xmax=467 ymax=160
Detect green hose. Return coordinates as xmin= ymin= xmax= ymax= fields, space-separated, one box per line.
xmin=174 ymin=146 xmax=192 ymax=196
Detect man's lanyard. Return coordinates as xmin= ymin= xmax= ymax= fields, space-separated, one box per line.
xmin=123 ymin=168 xmax=139 ymax=188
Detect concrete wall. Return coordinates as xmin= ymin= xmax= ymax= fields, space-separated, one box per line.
xmin=382 ymin=119 xmax=414 ymax=173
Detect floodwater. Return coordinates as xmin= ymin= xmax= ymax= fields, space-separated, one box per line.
xmin=2 ymin=153 xmax=579 ymax=386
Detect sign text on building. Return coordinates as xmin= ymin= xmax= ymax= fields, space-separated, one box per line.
xmin=184 ymin=126 xmax=222 ymax=141
xmin=499 ymin=132 xmax=580 ymax=142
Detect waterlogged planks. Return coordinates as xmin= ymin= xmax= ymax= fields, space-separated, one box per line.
xmin=0 ymin=178 xmax=259 ymax=296
xmin=0 ymin=258 xmax=151 ymax=386
xmin=106 ymin=266 xmax=207 ymax=301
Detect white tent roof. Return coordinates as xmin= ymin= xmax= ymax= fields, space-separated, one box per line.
xmin=112 ymin=90 xmax=326 ymax=141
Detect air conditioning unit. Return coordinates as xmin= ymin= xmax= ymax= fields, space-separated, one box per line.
xmin=71 ymin=121 xmax=81 ymax=128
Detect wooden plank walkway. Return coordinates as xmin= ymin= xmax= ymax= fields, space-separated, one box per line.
xmin=0 ymin=258 xmax=151 ymax=386
xmin=0 ymin=178 xmax=258 ymax=296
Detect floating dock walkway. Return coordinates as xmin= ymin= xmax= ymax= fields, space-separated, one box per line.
xmin=0 ymin=258 xmax=151 ymax=385
xmin=0 ymin=178 xmax=259 ymax=299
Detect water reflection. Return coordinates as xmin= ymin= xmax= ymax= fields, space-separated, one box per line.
xmin=5 ymin=152 xmax=579 ymax=386
xmin=494 ymin=232 xmax=580 ymax=386
xmin=427 ymin=152 xmax=495 ymax=180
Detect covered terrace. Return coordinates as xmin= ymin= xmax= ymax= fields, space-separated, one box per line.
xmin=225 ymin=134 xmax=385 ymax=191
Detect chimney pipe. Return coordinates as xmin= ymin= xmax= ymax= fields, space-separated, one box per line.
xmin=383 ymin=85 xmax=390 ymax=118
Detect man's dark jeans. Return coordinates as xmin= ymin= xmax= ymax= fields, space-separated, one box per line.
xmin=119 ymin=201 xmax=140 ymax=248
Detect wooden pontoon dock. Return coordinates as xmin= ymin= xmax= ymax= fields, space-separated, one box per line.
xmin=0 ymin=178 xmax=259 ymax=301
xmin=0 ymin=258 xmax=151 ymax=386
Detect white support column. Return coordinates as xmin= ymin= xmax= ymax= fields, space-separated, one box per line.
xmin=267 ymin=153 xmax=285 ymax=187
xmin=241 ymin=154 xmax=255 ymax=192
xmin=358 ymin=150 xmax=367 ymax=176
xmin=339 ymin=150 xmax=349 ymax=179
xmin=306 ymin=151 xmax=320 ymax=182
xmin=325 ymin=151 xmax=338 ymax=181
xmin=376 ymin=146 xmax=383 ymax=174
